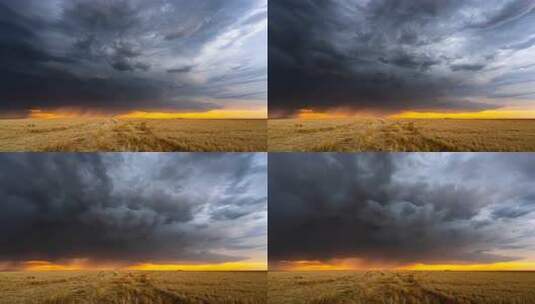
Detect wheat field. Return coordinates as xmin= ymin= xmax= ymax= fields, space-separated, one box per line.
xmin=268 ymin=118 xmax=535 ymax=152
xmin=0 ymin=118 xmax=267 ymax=152
xmin=0 ymin=271 xmax=266 ymax=304
xmin=268 ymin=271 xmax=535 ymax=304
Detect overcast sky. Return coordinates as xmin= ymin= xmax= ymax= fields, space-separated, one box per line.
xmin=0 ymin=153 xmax=267 ymax=270
xmin=269 ymin=153 xmax=535 ymax=269
xmin=0 ymin=0 xmax=267 ymax=118
xmin=269 ymin=0 xmax=535 ymax=117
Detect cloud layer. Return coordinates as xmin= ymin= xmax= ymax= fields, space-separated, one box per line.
xmin=269 ymin=0 xmax=535 ymax=116
xmin=269 ymin=153 xmax=535 ymax=268
xmin=0 ymin=153 xmax=267 ymax=268
xmin=0 ymin=0 xmax=266 ymax=117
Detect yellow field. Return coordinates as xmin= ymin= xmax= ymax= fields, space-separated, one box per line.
xmin=0 ymin=118 xmax=267 ymax=152
xmin=0 ymin=271 xmax=266 ymax=304
xmin=268 ymin=118 xmax=535 ymax=151
xmin=268 ymin=271 xmax=535 ymax=304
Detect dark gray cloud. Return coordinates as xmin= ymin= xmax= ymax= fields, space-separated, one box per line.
xmin=167 ymin=65 xmax=196 ymax=74
xmin=0 ymin=0 xmax=267 ymax=117
xmin=0 ymin=153 xmax=266 ymax=267
xmin=269 ymin=153 xmax=535 ymax=268
xmin=269 ymin=0 xmax=535 ymax=117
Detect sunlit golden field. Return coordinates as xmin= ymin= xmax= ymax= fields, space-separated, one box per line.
xmin=268 ymin=118 xmax=535 ymax=151
xmin=0 ymin=118 xmax=267 ymax=152
xmin=0 ymin=271 xmax=266 ymax=304
xmin=268 ymin=271 xmax=535 ymax=304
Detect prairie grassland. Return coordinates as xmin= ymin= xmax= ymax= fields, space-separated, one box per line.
xmin=269 ymin=271 xmax=535 ymax=304
xmin=268 ymin=118 xmax=535 ymax=151
xmin=0 ymin=271 xmax=266 ymax=304
xmin=0 ymin=118 xmax=266 ymax=152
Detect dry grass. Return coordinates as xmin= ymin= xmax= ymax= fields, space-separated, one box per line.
xmin=0 ymin=271 xmax=266 ymax=304
xmin=269 ymin=271 xmax=535 ymax=304
xmin=0 ymin=118 xmax=267 ymax=152
xmin=268 ymin=118 xmax=535 ymax=151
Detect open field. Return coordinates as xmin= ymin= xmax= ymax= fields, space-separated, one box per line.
xmin=0 ymin=271 xmax=266 ymax=304
xmin=269 ymin=271 xmax=535 ymax=304
xmin=268 ymin=118 xmax=535 ymax=151
xmin=0 ymin=118 xmax=266 ymax=152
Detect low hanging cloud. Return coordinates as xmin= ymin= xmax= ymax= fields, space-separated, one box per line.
xmin=0 ymin=153 xmax=267 ymax=268
xmin=269 ymin=153 xmax=535 ymax=268
xmin=0 ymin=0 xmax=267 ymax=117
xmin=269 ymin=0 xmax=535 ymax=117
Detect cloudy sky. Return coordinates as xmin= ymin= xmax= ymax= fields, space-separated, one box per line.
xmin=270 ymin=0 xmax=535 ymax=118
xmin=269 ymin=153 xmax=535 ymax=270
xmin=0 ymin=153 xmax=267 ymax=271
xmin=0 ymin=0 xmax=266 ymax=118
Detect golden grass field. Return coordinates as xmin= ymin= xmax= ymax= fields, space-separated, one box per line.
xmin=268 ymin=271 xmax=535 ymax=304
xmin=0 ymin=271 xmax=266 ymax=304
xmin=0 ymin=118 xmax=266 ymax=152
xmin=268 ymin=118 xmax=535 ymax=151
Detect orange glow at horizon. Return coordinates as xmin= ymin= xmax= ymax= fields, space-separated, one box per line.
xmin=276 ymin=259 xmax=382 ymax=271
xmin=391 ymin=109 xmax=535 ymax=119
xmin=276 ymin=260 xmax=535 ymax=272
xmin=296 ymin=109 xmax=358 ymax=120
xmin=118 ymin=109 xmax=267 ymax=120
xmin=17 ymin=260 xmax=266 ymax=272
xmin=28 ymin=109 xmax=92 ymax=119
xmin=288 ymin=108 xmax=535 ymax=120
xmin=127 ymin=262 xmax=267 ymax=271
xmin=26 ymin=108 xmax=267 ymax=120
xmin=22 ymin=260 xmax=108 ymax=271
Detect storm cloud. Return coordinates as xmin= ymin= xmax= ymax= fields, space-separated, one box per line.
xmin=0 ymin=153 xmax=267 ymax=268
xmin=269 ymin=0 xmax=535 ymax=117
xmin=269 ymin=153 xmax=535 ymax=268
xmin=0 ymin=0 xmax=267 ymax=117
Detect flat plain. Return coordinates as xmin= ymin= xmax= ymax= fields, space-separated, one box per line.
xmin=0 ymin=271 xmax=266 ymax=304
xmin=268 ymin=271 xmax=535 ymax=304
xmin=0 ymin=118 xmax=267 ymax=152
xmin=268 ymin=118 xmax=535 ymax=152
